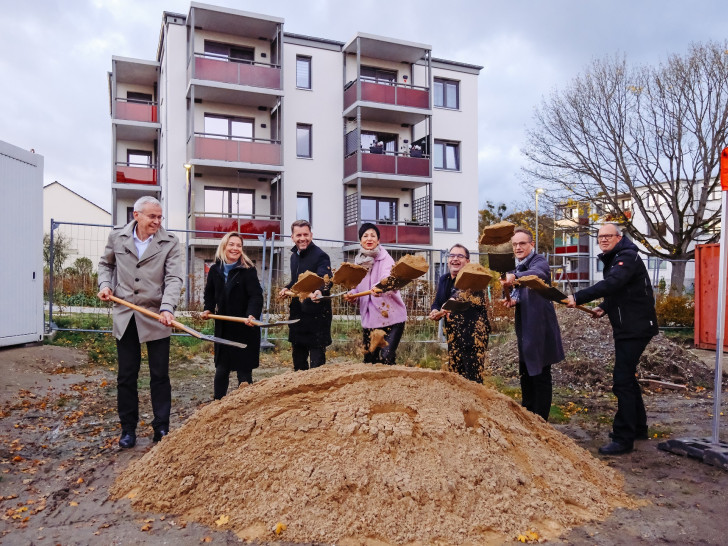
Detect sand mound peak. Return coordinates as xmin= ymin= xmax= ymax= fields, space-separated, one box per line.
xmin=111 ymin=364 xmax=634 ymax=544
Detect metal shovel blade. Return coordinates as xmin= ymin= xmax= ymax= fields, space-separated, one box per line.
xmin=249 ymin=318 xmax=300 ymax=328
xmin=441 ymin=298 xmax=471 ymax=313
xmin=202 ymin=334 xmax=248 ymax=349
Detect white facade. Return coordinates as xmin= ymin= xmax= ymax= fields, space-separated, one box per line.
xmin=108 ymin=3 xmax=482 ymax=297
xmin=43 ymin=181 xmax=111 ymax=271
xmin=0 ymin=140 xmax=44 ymax=347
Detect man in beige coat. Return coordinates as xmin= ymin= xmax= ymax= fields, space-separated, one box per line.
xmin=98 ymin=196 xmax=183 ymax=448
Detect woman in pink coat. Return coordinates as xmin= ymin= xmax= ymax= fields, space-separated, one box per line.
xmin=344 ymin=223 xmax=407 ymax=364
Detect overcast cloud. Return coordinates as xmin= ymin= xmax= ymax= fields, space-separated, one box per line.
xmin=2 ymin=0 xmax=726 ymax=214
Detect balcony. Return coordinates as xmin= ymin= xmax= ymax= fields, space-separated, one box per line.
xmin=114 ymin=98 xmax=157 ymax=123
xmin=190 ymin=53 xmax=281 ymax=90
xmin=115 ymin=163 xmax=158 ymax=185
xmin=190 ymin=133 xmax=282 ymax=167
xmin=555 ymin=245 xmax=590 ymax=255
xmin=193 ymin=214 xmax=281 ymax=239
xmin=344 ymin=79 xmax=429 ymax=110
xmin=344 ymin=150 xmax=430 ymax=179
xmin=344 ymin=222 xmax=430 ymax=245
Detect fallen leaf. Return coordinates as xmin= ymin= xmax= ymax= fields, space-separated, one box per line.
xmin=274 ymin=522 xmax=287 ymax=535
xmin=77 ymin=478 xmax=84 ymax=484
xmin=201 ymin=537 xmax=212 ymax=543
xmin=69 ymin=502 xmax=78 ymax=507
xmin=141 ymin=523 xmax=151 ymax=531
xmin=215 ymin=514 xmax=229 ymax=526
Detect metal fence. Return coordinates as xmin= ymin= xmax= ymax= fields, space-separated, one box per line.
xmin=45 ymin=220 xmax=455 ymax=349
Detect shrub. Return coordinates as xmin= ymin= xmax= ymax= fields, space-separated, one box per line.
xmin=655 ymin=293 xmax=694 ymax=327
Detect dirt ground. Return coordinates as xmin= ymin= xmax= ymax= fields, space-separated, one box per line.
xmin=1 ymin=343 xmax=727 ymax=545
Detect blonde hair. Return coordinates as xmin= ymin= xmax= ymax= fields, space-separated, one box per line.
xmin=215 ymin=232 xmax=254 ymax=268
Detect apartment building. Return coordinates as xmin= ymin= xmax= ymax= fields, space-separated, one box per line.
xmin=108 ymin=2 xmax=482 ymax=294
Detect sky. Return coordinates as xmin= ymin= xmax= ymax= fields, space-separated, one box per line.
xmin=2 ymin=0 xmax=726 ymax=214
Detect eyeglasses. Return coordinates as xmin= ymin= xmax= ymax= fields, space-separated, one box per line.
xmin=143 ymin=213 xmax=164 ymax=221
xmin=597 ymin=234 xmax=619 ymax=241
xmin=448 ymin=253 xmax=467 ymax=259
xmin=511 ymin=242 xmax=531 ymax=247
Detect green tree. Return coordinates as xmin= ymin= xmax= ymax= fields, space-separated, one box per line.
xmin=74 ymin=257 xmax=93 ymax=277
xmin=43 ymin=232 xmax=71 ymax=274
xmin=523 ymin=41 xmax=728 ymax=293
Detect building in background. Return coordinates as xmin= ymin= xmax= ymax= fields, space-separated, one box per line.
xmin=43 ymin=181 xmax=111 ymax=271
xmin=108 ymin=2 xmax=481 ymax=298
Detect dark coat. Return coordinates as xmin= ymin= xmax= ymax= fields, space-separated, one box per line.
xmin=431 ymin=273 xmax=491 ymax=383
xmin=512 ymin=252 xmax=565 ymax=376
xmin=285 ymin=242 xmax=333 ymax=347
xmin=203 ymin=260 xmax=264 ymax=371
xmin=574 ymin=236 xmax=658 ymax=340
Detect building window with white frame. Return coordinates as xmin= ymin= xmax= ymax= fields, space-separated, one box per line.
xmin=127 ymin=149 xmax=152 ymax=166
xmin=296 ymin=56 xmax=311 ymax=89
xmin=204 ymin=114 xmax=254 ymax=140
xmin=296 ymin=124 xmax=312 ymax=158
xmin=204 ymin=187 xmax=254 ymax=218
xmin=434 ymin=201 xmax=460 ymax=231
xmin=647 ymin=256 xmax=667 ymax=270
xmin=434 ymin=77 xmax=459 ymax=109
xmin=361 ymin=197 xmax=397 ymax=223
xmin=297 ymin=193 xmax=312 ymax=224
xmin=433 ymin=140 xmax=460 ymax=171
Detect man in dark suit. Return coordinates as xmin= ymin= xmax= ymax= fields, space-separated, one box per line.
xmin=277 ymin=220 xmax=332 ymax=370
xmin=502 ymin=227 xmax=564 ymax=421
xmin=567 ymin=223 xmax=659 ymax=455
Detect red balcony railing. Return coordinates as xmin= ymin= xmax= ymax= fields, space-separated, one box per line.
xmin=344 ymin=150 xmax=430 ymax=178
xmin=344 ymin=223 xmax=430 ymax=245
xmin=194 ymin=215 xmax=281 ymax=239
xmin=193 ymin=134 xmax=282 ymax=165
xmin=192 ymin=54 xmax=281 ymax=90
xmin=115 ymin=164 xmax=158 ymax=185
xmin=555 ymin=245 xmax=590 ymax=254
xmin=115 ymin=99 xmax=158 ymax=123
xmin=344 ymin=79 xmax=429 ymax=110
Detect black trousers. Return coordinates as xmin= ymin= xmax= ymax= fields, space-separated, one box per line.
xmin=362 ymin=322 xmax=405 ymax=365
xmin=519 ymin=360 xmax=552 ymax=421
xmin=214 ymin=367 xmax=252 ymax=400
xmin=292 ymin=344 xmax=326 ymax=371
xmin=612 ymin=337 xmax=650 ymax=445
xmin=116 ymin=316 xmax=171 ymax=433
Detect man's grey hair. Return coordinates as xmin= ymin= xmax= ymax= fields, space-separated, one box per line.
xmin=600 ymin=223 xmax=623 ymax=235
xmin=133 ymin=196 xmax=162 ymax=212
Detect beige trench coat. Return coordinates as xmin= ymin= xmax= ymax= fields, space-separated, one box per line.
xmin=98 ymin=221 xmax=183 ymax=343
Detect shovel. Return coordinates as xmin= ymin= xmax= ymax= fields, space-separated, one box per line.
xmin=441 ymin=298 xmax=471 ymax=313
xmin=109 ymin=295 xmax=247 ymax=349
xmin=205 ymin=313 xmax=300 ymax=328
xmin=515 ymin=276 xmax=598 ymax=317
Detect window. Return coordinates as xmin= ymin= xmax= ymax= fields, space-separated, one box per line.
xmin=360 ymin=131 xmax=397 ymax=153
xmin=647 ymin=256 xmax=667 ymax=270
xmin=204 ymin=114 xmax=254 ymax=140
xmin=360 ymin=66 xmax=397 ymax=84
xmin=127 ymin=150 xmax=151 ymax=166
xmin=204 ymin=187 xmax=254 ymax=217
xmin=296 ymin=124 xmax=312 ymax=158
xmin=708 ymin=186 xmax=722 ymax=200
xmin=361 ymin=197 xmax=397 ymax=223
xmin=621 ymin=198 xmax=632 ymax=210
xmin=434 ymin=140 xmax=460 ymax=170
xmin=646 ymin=222 xmax=667 ymax=238
xmin=126 ymin=207 xmax=135 ymax=223
xmin=297 ymin=193 xmax=312 ymax=223
xmin=296 ymin=56 xmax=311 ymax=89
xmin=434 ymin=78 xmax=459 ymax=109
xmin=126 ymin=91 xmax=152 ymax=104
xmin=434 ymin=202 xmax=460 ymax=231
xmin=204 ymin=41 xmax=254 ymax=63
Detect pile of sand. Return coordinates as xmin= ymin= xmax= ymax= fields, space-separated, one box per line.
xmin=111 ymin=364 xmax=635 ymax=544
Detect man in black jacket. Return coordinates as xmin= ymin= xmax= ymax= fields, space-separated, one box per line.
xmin=567 ymin=223 xmax=659 ymax=455
xmin=278 ymin=220 xmax=332 ymax=370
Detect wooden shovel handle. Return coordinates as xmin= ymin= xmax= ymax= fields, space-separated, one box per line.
xmin=108 ymin=295 xmax=194 ymax=335
xmin=206 ymin=313 xmax=253 ymax=325
xmin=347 ymin=287 xmax=383 ymax=299
xmin=559 ymin=299 xmax=598 ymax=317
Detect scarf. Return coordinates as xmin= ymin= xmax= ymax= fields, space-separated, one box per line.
xmin=510 ymin=249 xmax=535 ymax=303
xmin=354 ymin=245 xmax=381 ymax=271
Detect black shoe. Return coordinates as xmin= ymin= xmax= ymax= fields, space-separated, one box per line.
xmin=119 ymin=431 xmax=136 ymax=449
xmin=598 ymin=441 xmax=633 ymax=455
xmin=610 ymin=430 xmax=649 ymax=441
xmin=153 ymin=427 xmax=168 ymax=443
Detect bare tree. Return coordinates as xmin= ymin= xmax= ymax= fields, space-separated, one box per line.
xmin=522 ymin=41 xmax=728 ymax=292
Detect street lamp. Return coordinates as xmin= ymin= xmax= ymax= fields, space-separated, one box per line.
xmin=183 ymin=164 xmax=192 ymax=306
xmin=535 ymin=188 xmax=545 ymax=253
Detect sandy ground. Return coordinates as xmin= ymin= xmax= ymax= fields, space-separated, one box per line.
xmin=1 ymin=343 xmax=727 ymax=545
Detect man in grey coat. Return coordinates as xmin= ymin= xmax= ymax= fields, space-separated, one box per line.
xmin=501 ymin=227 xmax=564 ymax=420
xmin=98 ymin=196 xmax=183 ymax=448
